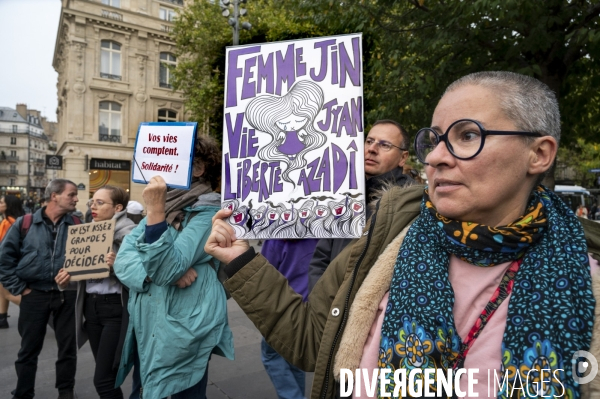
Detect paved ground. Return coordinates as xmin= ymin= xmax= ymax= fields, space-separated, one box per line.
xmin=0 ymin=238 xmax=313 ymax=399
xmin=0 ymin=298 xmax=313 ymax=399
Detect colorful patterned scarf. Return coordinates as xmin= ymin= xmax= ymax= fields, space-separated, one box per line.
xmin=378 ymin=186 xmax=594 ymax=398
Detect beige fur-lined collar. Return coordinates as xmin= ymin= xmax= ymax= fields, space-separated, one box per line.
xmin=333 ymin=223 xmax=413 ymax=380
xmin=333 ymin=229 xmax=600 ymax=395
xmin=367 ymin=181 xmax=415 ymax=218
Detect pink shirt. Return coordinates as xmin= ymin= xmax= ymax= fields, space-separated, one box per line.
xmin=356 ymin=254 xmax=599 ymax=398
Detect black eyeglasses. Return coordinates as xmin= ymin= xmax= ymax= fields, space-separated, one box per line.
xmin=365 ymin=137 xmax=407 ymax=152
xmin=414 ymin=119 xmax=542 ymax=164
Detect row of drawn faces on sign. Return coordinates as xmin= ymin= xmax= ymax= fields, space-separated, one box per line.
xmin=224 ymin=196 xmax=366 ymax=239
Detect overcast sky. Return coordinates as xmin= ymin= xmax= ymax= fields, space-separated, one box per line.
xmin=0 ymin=0 xmax=62 ymax=122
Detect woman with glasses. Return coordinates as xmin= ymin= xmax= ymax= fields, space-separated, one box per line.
xmin=205 ymin=71 xmax=600 ymax=398
xmin=55 ymin=186 xmax=135 ymax=399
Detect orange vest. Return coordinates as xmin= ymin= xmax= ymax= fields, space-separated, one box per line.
xmin=0 ymin=216 xmax=16 ymax=242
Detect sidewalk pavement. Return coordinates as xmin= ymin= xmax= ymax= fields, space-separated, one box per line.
xmin=1 ymin=295 xmax=313 ymax=398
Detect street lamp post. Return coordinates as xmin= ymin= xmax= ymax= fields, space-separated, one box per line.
xmin=221 ymin=0 xmax=251 ymax=46
xmin=26 ymin=129 xmax=31 ymax=199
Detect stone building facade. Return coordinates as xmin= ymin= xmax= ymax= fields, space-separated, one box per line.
xmin=53 ymin=0 xmax=187 ymax=213
xmin=0 ymin=104 xmax=57 ymax=200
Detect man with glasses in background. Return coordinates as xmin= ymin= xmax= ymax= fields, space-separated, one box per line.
xmin=0 ymin=179 xmax=80 ymax=399
xmin=308 ymin=119 xmax=414 ymax=292
xmin=260 ymin=120 xmax=414 ymax=398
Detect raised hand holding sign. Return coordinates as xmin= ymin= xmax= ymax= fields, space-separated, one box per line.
xmin=132 ymin=122 xmax=198 ymax=189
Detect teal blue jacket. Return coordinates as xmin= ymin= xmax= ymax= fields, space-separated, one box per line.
xmin=113 ymin=203 xmax=234 ymax=398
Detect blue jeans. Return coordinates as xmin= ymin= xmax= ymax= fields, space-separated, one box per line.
xmin=261 ymin=338 xmax=305 ymax=399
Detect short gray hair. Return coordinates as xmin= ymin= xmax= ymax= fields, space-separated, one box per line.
xmin=44 ymin=178 xmax=77 ymax=201
xmin=444 ymin=71 xmax=561 ymax=145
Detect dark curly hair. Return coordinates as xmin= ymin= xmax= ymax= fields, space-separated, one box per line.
xmin=193 ymin=135 xmax=222 ymax=190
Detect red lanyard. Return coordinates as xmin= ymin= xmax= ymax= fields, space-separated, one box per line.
xmin=453 ymin=259 xmax=522 ymax=369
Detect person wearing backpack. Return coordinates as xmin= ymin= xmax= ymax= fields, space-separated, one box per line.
xmin=113 ymin=135 xmax=234 ymax=399
xmin=0 ymin=179 xmax=80 ymax=399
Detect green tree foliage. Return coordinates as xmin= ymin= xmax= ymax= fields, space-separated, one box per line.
xmin=171 ymin=0 xmax=326 ymax=138
xmin=557 ymin=139 xmax=600 ymax=187
xmin=293 ymin=0 xmax=600 ymax=145
xmin=173 ymin=0 xmax=599 ymax=154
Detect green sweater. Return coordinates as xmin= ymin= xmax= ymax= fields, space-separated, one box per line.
xmin=225 ymin=184 xmax=423 ymax=399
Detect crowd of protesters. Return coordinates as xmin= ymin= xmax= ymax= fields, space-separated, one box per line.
xmin=0 ymin=136 xmax=230 ymax=399
xmin=0 ymin=71 xmax=599 ymax=399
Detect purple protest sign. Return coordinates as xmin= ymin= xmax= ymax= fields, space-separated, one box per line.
xmin=222 ymin=34 xmax=365 ymax=239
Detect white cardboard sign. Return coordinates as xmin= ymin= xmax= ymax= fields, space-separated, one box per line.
xmin=221 ymin=33 xmax=365 ymax=239
xmin=132 ymin=122 xmax=198 ymax=189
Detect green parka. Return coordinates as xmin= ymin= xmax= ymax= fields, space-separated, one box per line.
xmin=224 ymin=184 xmax=600 ymax=399
xmin=224 ymin=184 xmax=423 ymax=399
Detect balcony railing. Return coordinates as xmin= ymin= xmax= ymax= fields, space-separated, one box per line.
xmin=161 ymin=25 xmax=174 ymax=33
xmin=0 ymin=169 xmax=18 ymax=176
xmin=34 ymin=171 xmax=45 ymax=176
xmin=99 ymin=134 xmax=121 ymax=143
xmin=100 ymin=73 xmax=122 ymax=81
xmin=102 ymin=9 xmax=123 ymax=21
xmin=0 ymin=127 xmax=48 ymax=137
xmin=159 ymin=0 xmax=183 ymax=6
xmin=32 ymin=158 xmax=45 ymax=164
xmin=0 ymin=156 xmax=19 ymax=162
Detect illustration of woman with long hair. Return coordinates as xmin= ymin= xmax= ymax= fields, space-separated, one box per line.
xmin=245 ymin=80 xmax=327 ymax=185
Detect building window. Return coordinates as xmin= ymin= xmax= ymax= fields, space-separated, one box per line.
xmin=99 ymin=101 xmax=122 ymax=142
xmin=158 ymin=109 xmax=177 ymax=122
xmin=10 ymin=150 xmax=16 ymax=157
xmin=100 ymin=40 xmax=122 ymax=80
xmin=89 ymin=159 xmax=131 ymax=197
xmin=10 ymin=165 xmax=17 ymax=174
xmin=159 ymin=53 xmax=176 ymax=89
xmin=10 ymin=137 xmax=16 ymax=145
xmin=9 ymin=178 xmax=15 ymax=186
xmin=101 ymin=0 xmax=120 ymax=7
xmin=12 ymin=125 xmax=17 ymax=132
xmin=159 ymin=7 xmax=177 ymax=21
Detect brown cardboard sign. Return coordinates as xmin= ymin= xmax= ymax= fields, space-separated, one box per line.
xmin=63 ymin=219 xmax=115 ymax=281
